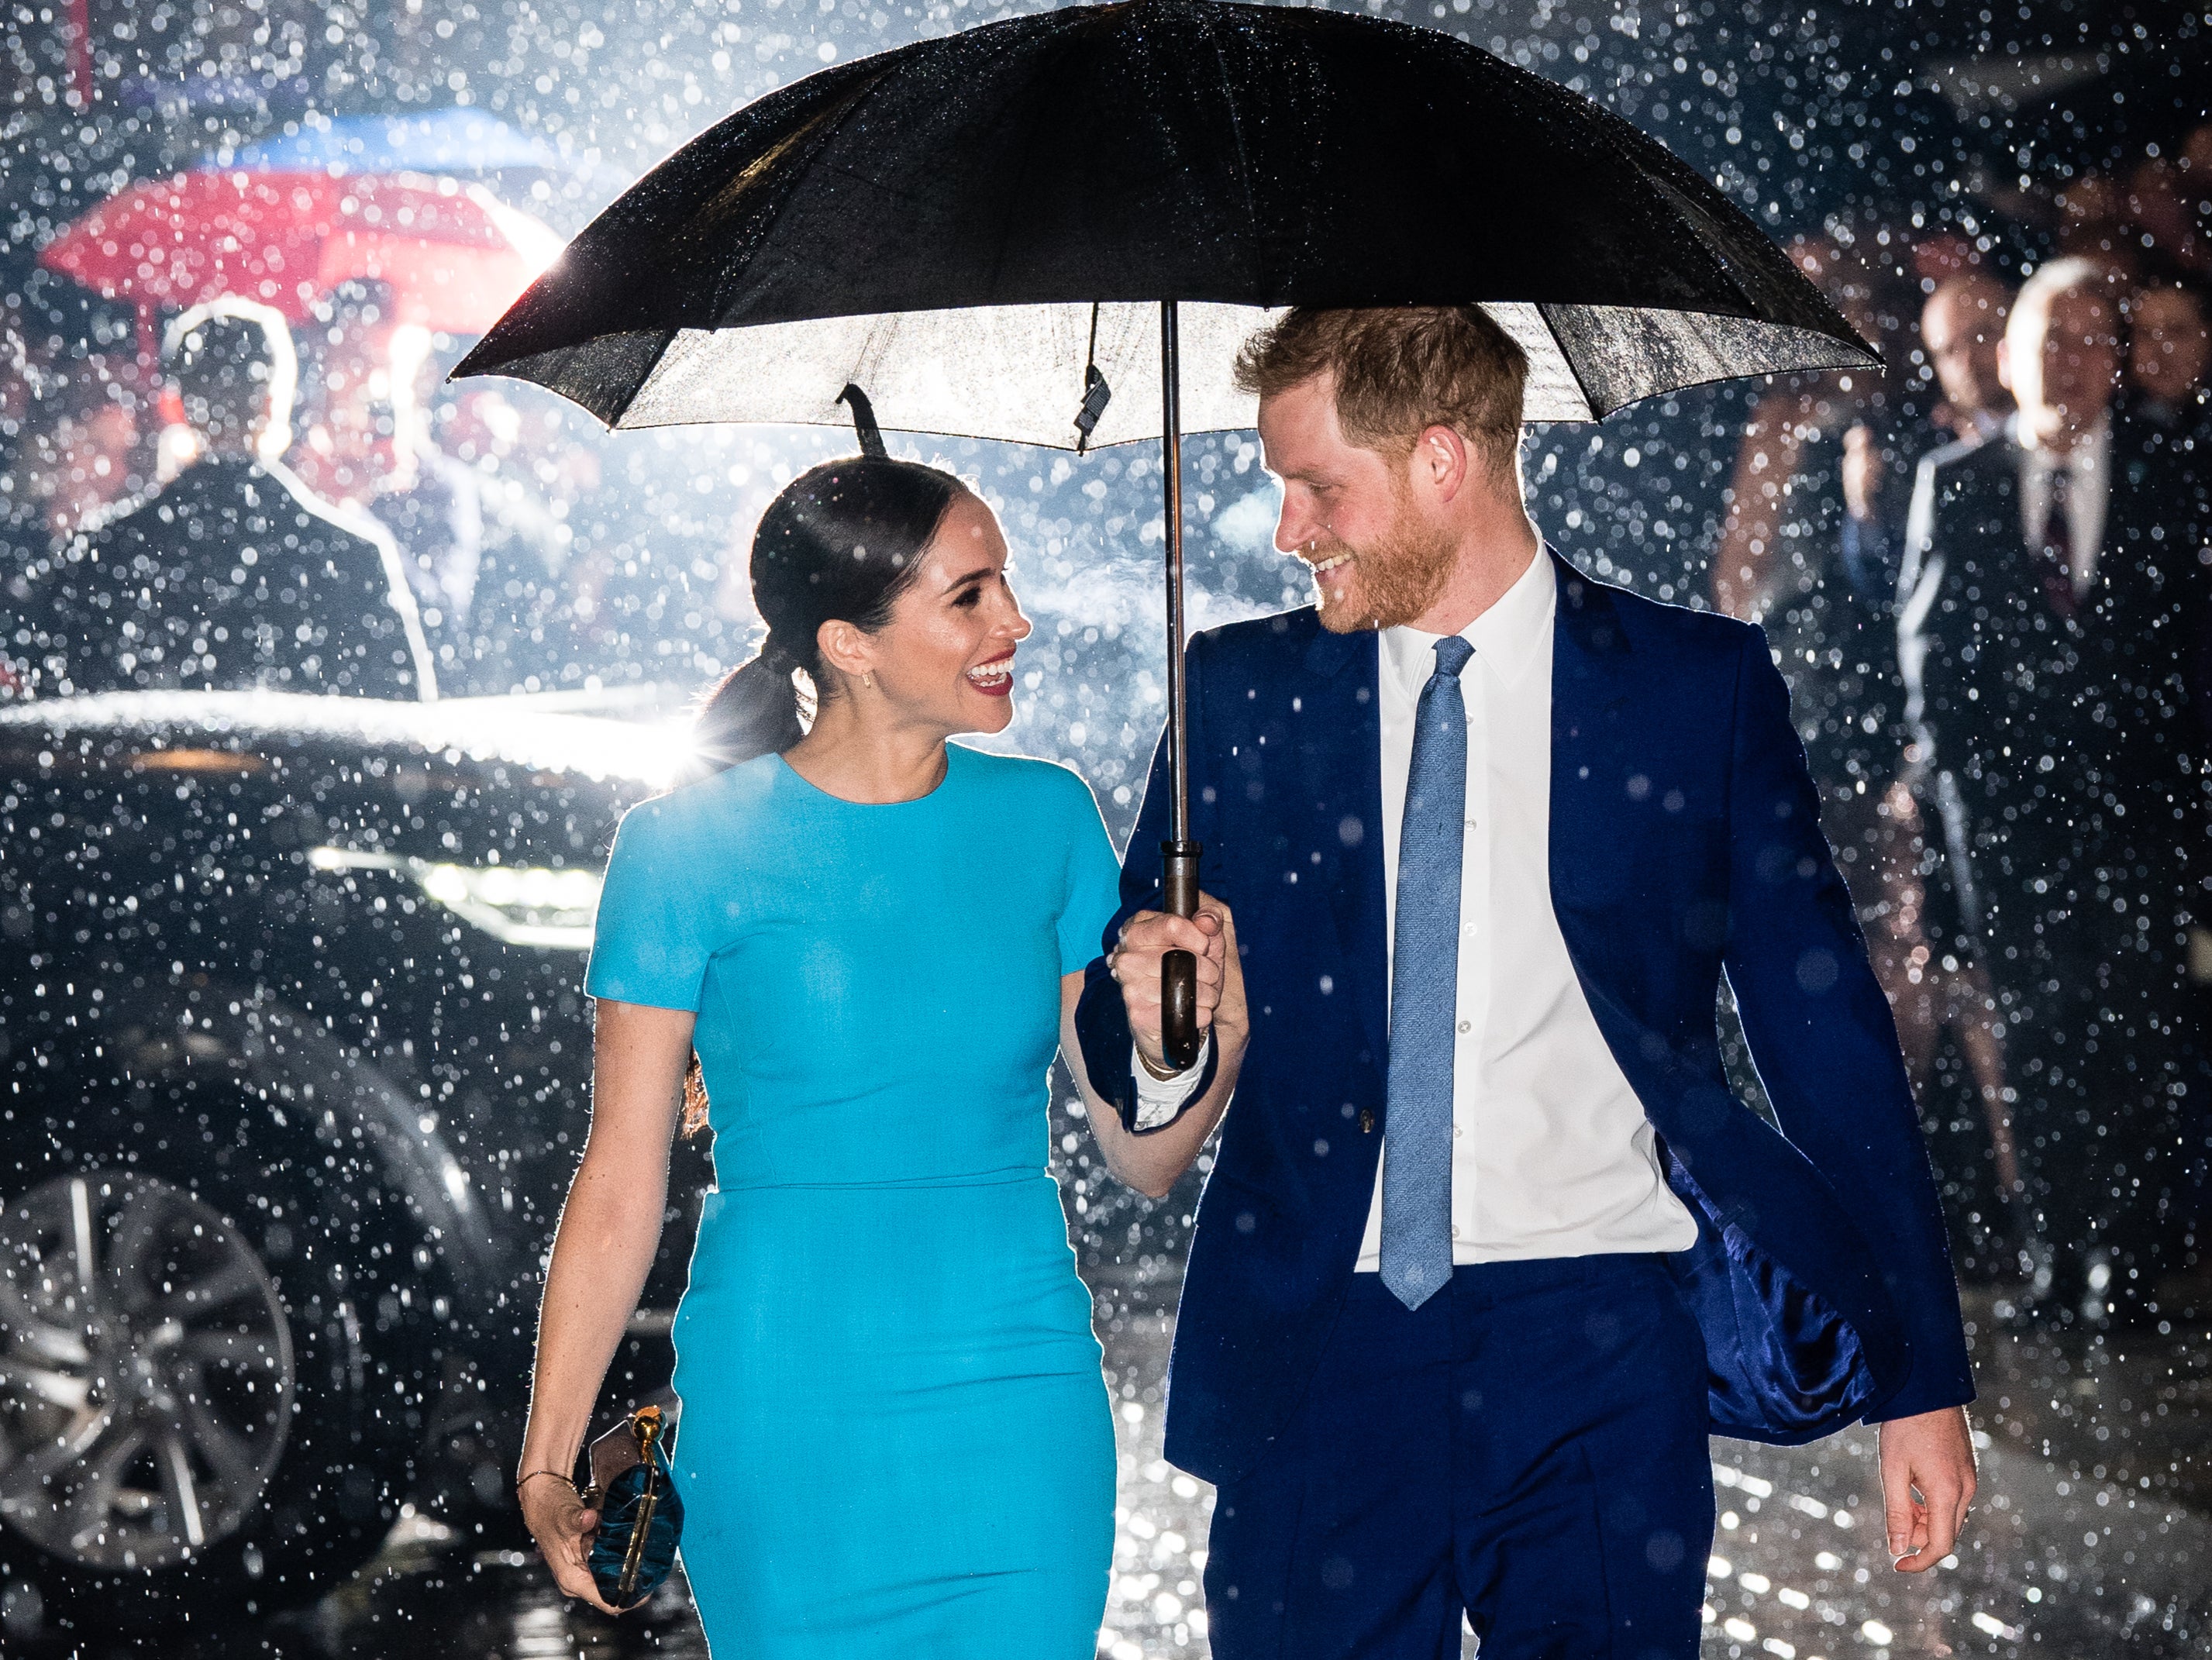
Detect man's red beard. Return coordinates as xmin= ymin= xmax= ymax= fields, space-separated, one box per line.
xmin=1304 ymin=508 xmax=1459 ymax=635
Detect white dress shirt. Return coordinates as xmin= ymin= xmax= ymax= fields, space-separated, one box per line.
xmin=1135 ymin=549 xmax=1697 ymax=1262
xmin=2017 ymin=415 xmax=2109 ymax=599
xmin=1352 ymin=547 xmax=1697 ymax=1267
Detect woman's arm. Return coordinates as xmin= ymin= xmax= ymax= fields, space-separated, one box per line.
xmin=1059 ymin=893 xmax=1248 ymax=1200
xmin=515 ymin=998 xmax=695 ymax=1612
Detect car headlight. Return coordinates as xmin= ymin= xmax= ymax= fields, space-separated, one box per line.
xmin=308 ymin=846 xmax=601 ymax=950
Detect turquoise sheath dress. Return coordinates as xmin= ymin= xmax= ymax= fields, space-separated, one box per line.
xmin=584 ymin=744 xmax=1122 ymax=1658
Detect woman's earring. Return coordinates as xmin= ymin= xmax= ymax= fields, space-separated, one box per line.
xmin=863 ymin=672 xmax=874 ymax=691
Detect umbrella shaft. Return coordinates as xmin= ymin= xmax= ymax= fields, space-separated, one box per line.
xmin=1159 ymin=300 xmax=1190 ymax=847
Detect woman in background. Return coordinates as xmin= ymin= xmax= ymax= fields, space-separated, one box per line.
xmin=512 ymin=453 xmax=1239 ymax=1657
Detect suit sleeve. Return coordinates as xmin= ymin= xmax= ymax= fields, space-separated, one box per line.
xmin=1721 ymin=628 xmax=1975 ymax=1422
xmin=1074 ymin=631 xmax=1221 ymax=1134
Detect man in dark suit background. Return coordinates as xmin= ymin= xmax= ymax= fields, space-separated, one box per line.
xmin=1071 ymin=305 xmax=1976 ymax=1660
xmin=10 ymin=297 xmax=435 ymax=704
xmin=1899 ymin=257 xmax=2210 ymax=1328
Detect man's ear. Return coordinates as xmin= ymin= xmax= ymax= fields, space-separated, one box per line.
xmin=1995 ymin=335 xmax=2015 ymax=394
xmin=1413 ymin=423 xmax=1472 ymax=505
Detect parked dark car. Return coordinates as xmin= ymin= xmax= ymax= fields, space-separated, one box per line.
xmin=0 ymin=688 xmax=708 ymax=1632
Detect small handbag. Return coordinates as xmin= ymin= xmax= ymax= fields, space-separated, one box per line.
xmin=579 ymin=1403 xmax=684 ymax=1610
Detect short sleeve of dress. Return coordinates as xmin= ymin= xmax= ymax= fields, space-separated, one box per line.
xmin=584 ymin=799 xmax=715 ymax=1011
xmin=1055 ymin=773 xmax=1125 ymax=977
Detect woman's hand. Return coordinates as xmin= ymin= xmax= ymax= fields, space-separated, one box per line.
xmin=515 ymin=999 xmax=694 ymax=1617
xmin=519 ymin=1473 xmax=620 ymax=1613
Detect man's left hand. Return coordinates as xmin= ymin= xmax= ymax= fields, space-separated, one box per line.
xmin=1876 ymin=1407 xmax=1976 ymax=1572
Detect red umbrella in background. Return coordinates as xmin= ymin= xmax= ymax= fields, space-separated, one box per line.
xmin=39 ymin=170 xmax=563 ymax=356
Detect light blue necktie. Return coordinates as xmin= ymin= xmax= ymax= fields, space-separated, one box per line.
xmin=1380 ymin=634 xmax=1473 ymax=1311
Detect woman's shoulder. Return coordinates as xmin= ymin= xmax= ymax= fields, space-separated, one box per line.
xmin=614 ymin=754 xmax=783 ymax=848
xmin=954 ymin=745 xmax=1102 ymax=818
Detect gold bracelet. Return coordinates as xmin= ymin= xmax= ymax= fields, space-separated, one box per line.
xmin=517 ymin=1469 xmax=577 ymax=1494
xmin=1136 ymin=1045 xmax=1185 ymax=1081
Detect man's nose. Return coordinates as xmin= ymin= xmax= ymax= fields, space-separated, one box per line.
xmin=1274 ymin=497 xmax=1316 ymax=555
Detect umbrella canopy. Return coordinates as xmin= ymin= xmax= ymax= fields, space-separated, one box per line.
xmin=453 ymin=0 xmax=1877 ymax=1072
xmin=40 ymin=170 xmax=563 ymax=336
xmin=455 ymin=0 xmax=1874 ymax=446
xmin=215 ymin=110 xmax=585 ymax=181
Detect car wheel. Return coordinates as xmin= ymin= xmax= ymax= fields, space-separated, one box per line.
xmin=0 ymin=1082 xmax=423 ymax=1632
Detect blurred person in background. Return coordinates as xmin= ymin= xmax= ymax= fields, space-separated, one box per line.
xmin=5 ymin=349 xmax=143 ymax=542
xmin=2122 ymin=282 xmax=2210 ymax=433
xmin=1900 ymin=257 xmax=2211 ymax=1328
xmin=1711 ymin=233 xmax=1911 ymax=832
xmin=1711 ymin=236 xmax=2017 ymax=1258
xmin=1 ymin=339 xmax=144 ymax=695
xmin=420 ymin=374 xmax=577 ymax=695
xmin=1862 ymin=267 xmax=2022 ymax=1250
xmin=9 ymin=297 xmax=433 ymax=702
xmin=295 ymin=283 xmax=575 ymax=695
xmin=1922 ymin=272 xmax=2014 ymax=442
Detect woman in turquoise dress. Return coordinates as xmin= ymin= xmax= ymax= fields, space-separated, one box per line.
xmin=512 ymin=455 xmax=1240 ymax=1657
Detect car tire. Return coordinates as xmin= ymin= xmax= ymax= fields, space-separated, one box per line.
xmin=0 ymin=1011 xmax=436 ymax=1632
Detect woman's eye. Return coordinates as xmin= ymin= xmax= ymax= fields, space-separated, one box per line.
xmin=953 ymin=589 xmax=980 ymax=608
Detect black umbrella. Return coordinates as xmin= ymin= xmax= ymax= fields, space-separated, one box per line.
xmin=454 ymin=0 xmax=1875 ymax=1068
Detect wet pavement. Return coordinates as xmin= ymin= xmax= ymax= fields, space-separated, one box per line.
xmin=12 ymin=1275 xmax=2212 ymax=1658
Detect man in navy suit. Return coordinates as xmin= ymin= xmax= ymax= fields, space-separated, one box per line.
xmin=1070 ymin=306 xmax=1976 ymax=1659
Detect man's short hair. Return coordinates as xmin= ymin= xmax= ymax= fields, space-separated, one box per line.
xmin=163 ymin=296 xmax=297 ymax=440
xmin=1232 ymin=305 xmax=1528 ymax=477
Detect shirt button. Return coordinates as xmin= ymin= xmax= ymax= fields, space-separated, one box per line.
xmin=1450 ymin=1226 xmax=1461 ymax=1239
xmin=1453 ymin=1125 xmax=1463 ymax=1138
xmin=1457 ymin=1019 xmax=1471 ymax=1033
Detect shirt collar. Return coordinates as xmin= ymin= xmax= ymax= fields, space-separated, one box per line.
xmin=2020 ymin=414 xmax=2110 ymax=476
xmin=1379 ymin=543 xmax=1553 ymax=695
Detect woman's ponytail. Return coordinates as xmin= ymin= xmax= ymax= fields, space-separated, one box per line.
xmin=694 ymin=633 xmax=807 ymax=772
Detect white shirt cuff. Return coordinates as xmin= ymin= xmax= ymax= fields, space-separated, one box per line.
xmin=1129 ymin=1033 xmax=1211 ymax=1131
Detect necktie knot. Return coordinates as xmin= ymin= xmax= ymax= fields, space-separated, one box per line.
xmin=1432 ymin=635 xmax=1474 ymax=679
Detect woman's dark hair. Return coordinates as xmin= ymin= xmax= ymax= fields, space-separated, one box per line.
xmin=694 ymin=454 xmax=964 ymax=772
xmin=679 ymin=453 xmax=963 ymax=1132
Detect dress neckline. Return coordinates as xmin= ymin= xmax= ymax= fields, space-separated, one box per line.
xmin=774 ymin=742 xmax=963 ymax=808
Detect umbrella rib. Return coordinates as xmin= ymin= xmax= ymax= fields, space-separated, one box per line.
xmin=1200 ymin=15 xmax=1265 ymax=303
xmin=1532 ymin=302 xmax=1608 ymax=422
xmin=981 ymin=9 xmax=1095 ymax=300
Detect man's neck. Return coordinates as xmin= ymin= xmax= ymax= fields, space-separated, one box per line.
xmin=1407 ymin=498 xmax=1542 ymax=637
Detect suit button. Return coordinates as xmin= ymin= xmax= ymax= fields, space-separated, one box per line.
xmin=1360 ymin=1110 xmax=1376 ymax=1134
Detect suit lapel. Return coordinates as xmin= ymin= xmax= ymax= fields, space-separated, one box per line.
xmin=1548 ymin=553 xmax=1635 ymax=915
xmin=1300 ymin=625 xmax=1389 ymax=1066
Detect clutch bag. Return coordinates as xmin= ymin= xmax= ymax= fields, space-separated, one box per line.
xmin=580 ymin=1403 xmax=684 ymax=1610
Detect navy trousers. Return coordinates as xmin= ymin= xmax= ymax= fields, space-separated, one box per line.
xmin=1204 ymin=1255 xmax=1714 ymax=1660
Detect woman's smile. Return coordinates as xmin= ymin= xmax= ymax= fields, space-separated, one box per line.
xmin=965 ymin=648 xmax=1016 ymax=697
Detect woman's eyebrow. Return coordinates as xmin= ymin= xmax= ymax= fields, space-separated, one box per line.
xmin=940 ymin=562 xmax=997 ymax=591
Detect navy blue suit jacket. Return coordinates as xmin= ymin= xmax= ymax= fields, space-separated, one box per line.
xmin=1076 ymin=555 xmax=1976 ymax=1488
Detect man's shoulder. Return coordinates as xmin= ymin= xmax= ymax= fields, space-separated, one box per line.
xmin=1193 ymin=604 xmax=1325 ymax=656
xmin=1559 ymin=560 xmax=1756 ymax=667
xmin=1187 ymin=605 xmax=1334 ymax=691
xmin=1914 ymin=426 xmax=2014 ymax=492
xmin=253 ymin=460 xmax=401 ymax=555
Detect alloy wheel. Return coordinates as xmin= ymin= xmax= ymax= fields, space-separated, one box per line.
xmin=0 ymin=1173 xmax=295 ymax=1569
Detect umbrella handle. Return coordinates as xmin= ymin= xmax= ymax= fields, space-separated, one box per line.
xmin=1159 ymin=838 xmax=1204 ymax=1071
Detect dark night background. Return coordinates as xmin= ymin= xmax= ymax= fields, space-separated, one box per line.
xmin=2 ymin=0 xmax=2209 ymax=1655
